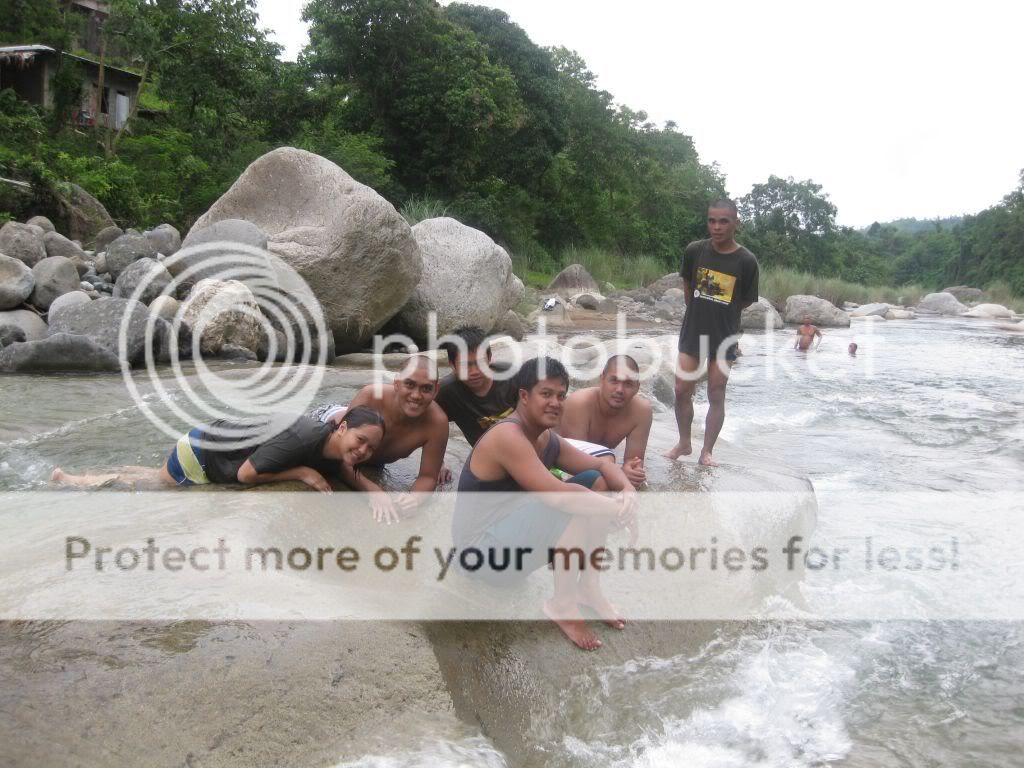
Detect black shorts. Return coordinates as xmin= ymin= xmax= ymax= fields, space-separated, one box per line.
xmin=678 ymin=330 xmax=739 ymax=363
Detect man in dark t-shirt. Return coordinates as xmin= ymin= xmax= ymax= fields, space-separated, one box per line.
xmin=436 ymin=326 xmax=519 ymax=446
xmin=666 ymin=198 xmax=759 ymax=466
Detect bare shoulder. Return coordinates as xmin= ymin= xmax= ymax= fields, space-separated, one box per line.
xmin=565 ymin=386 xmax=597 ymax=407
xmin=351 ymin=383 xmax=384 ymax=408
xmin=425 ymin=402 xmax=450 ymax=433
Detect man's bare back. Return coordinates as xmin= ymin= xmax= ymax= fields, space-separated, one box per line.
xmin=795 ymin=322 xmax=822 ymax=351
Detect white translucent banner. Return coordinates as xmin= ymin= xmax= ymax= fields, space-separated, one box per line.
xmin=0 ymin=491 xmax=1018 ymax=620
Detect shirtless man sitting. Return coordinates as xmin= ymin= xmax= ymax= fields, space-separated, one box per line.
xmin=795 ymin=316 xmax=823 ymax=351
xmin=311 ymin=355 xmax=449 ymax=523
xmin=453 ymin=356 xmax=638 ymax=651
xmin=559 ymin=355 xmax=653 ymax=488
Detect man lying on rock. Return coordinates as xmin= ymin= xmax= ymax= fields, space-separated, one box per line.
xmin=559 ymin=354 xmax=653 ymax=488
xmin=51 ymin=407 xmax=386 ymax=494
xmin=452 ymin=356 xmax=638 ymax=651
xmin=309 ymin=355 xmax=449 ymax=524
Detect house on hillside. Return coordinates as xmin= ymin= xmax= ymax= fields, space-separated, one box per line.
xmin=0 ymin=45 xmax=141 ymax=130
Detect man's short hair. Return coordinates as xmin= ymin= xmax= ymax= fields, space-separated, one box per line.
xmin=708 ymin=197 xmax=738 ymax=217
xmin=516 ymin=356 xmax=569 ymax=393
xmin=440 ymin=325 xmax=489 ymax=365
xmin=602 ymin=354 xmax=640 ymax=376
xmin=397 ymin=354 xmax=439 ymax=381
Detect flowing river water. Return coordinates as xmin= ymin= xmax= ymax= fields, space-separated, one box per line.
xmin=1 ymin=316 xmax=1022 ymax=766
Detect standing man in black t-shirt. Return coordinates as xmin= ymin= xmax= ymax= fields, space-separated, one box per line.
xmin=436 ymin=326 xmax=519 ymax=446
xmin=665 ymin=198 xmax=759 ymax=466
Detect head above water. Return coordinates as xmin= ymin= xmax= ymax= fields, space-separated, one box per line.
xmin=848 ymin=342 xmax=858 ymax=355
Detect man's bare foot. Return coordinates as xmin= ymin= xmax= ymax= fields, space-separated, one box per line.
xmin=664 ymin=441 xmax=692 ymax=460
xmin=543 ymin=600 xmax=602 ymax=650
xmin=578 ymin=586 xmax=625 ymax=630
xmin=698 ymin=449 xmax=718 ymax=467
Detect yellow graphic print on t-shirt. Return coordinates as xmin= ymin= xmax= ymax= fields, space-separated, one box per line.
xmin=694 ymin=268 xmax=736 ymax=306
xmin=478 ymin=407 xmax=514 ymax=431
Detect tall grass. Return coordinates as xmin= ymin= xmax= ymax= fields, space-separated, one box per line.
xmin=399 ymin=195 xmax=450 ymax=225
xmin=981 ymin=280 xmax=1024 ymax=313
xmin=759 ymin=267 xmax=927 ymax=309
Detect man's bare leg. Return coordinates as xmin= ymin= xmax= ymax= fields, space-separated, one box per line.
xmin=698 ymin=361 xmax=730 ymax=466
xmin=665 ymin=352 xmax=701 ymax=460
xmin=544 ymin=515 xmax=602 ymax=650
xmin=576 ymin=514 xmax=623 ymax=629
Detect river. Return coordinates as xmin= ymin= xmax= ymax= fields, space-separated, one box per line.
xmin=1 ymin=315 xmax=1022 ymax=766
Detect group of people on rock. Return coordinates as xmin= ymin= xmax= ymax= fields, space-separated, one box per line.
xmin=52 ymin=198 xmax=764 ymax=649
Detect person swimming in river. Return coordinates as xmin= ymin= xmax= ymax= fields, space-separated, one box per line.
xmin=452 ymin=356 xmax=639 ymax=651
xmin=795 ymin=316 xmax=823 ymax=351
xmin=848 ymin=342 xmax=858 ymax=356
xmin=51 ymin=406 xmax=386 ymax=496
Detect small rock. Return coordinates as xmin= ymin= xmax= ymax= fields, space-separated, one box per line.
xmin=0 ymin=325 xmax=27 ymax=347
xmin=30 ymin=256 xmax=80 ymax=310
xmin=43 ymin=231 xmax=87 ymax=262
xmin=149 ymin=295 xmax=181 ymax=321
xmin=918 ymin=292 xmax=966 ymax=316
xmin=26 ymin=215 xmax=56 ymax=233
xmin=0 ymin=253 xmax=35 ymax=310
xmin=47 ymin=290 xmax=93 ymax=322
xmin=144 ymin=224 xmax=181 ymax=257
xmin=784 ymin=295 xmax=851 ymax=327
xmin=113 ymin=257 xmax=173 ymax=305
xmin=547 ymin=264 xmax=599 ymax=298
xmin=0 ymin=308 xmax=48 ymax=341
xmin=105 ymin=232 xmax=158 ymax=279
xmin=0 ymin=222 xmax=47 ymax=267
xmin=0 ymin=332 xmax=121 ymax=373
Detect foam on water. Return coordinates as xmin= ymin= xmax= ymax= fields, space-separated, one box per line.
xmin=334 ymin=736 xmax=507 ymax=768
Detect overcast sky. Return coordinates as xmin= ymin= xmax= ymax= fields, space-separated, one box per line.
xmin=255 ymin=0 xmax=1023 ymax=227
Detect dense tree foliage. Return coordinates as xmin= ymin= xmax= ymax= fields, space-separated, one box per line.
xmin=0 ymin=0 xmax=1020 ymax=294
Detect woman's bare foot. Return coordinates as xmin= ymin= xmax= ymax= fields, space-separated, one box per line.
xmin=664 ymin=441 xmax=692 ymax=460
xmin=697 ymin=449 xmax=718 ymax=467
xmin=543 ymin=599 xmax=602 ymax=650
xmin=578 ymin=585 xmax=625 ymax=630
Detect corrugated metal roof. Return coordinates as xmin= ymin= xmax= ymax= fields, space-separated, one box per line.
xmin=0 ymin=45 xmax=141 ymax=80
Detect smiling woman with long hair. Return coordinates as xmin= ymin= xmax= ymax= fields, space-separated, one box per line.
xmin=51 ymin=406 xmax=386 ymax=493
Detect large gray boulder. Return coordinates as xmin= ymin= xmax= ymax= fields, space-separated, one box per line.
xmin=54 ymin=182 xmax=116 ymax=245
xmin=389 ymin=217 xmax=522 ymax=344
xmin=850 ymin=302 xmax=890 ymax=318
xmin=173 ymin=218 xmax=270 ymax=288
xmin=186 ymin=147 xmax=421 ymax=352
xmin=961 ymin=303 xmax=1012 ymax=319
xmin=94 ymin=225 xmax=124 ymax=253
xmin=29 ymin=256 xmax=80 ymax=310
xmin=47 ymin=296 xmax=151 ymax=364
xmin=918 ymin=292 xmax=966 ymax=315
xmin=25 ymin=215 xmax=56 ymax=233
xmin=943 ymin=285 xmax=983 ymax=303
xmin=47 ymin=290 xmax=92 ymax=323
xmin=741 ymin=296 xmax=784 ymax=330
xmin=0 ymin=332 xmax=121 ymax=373
xmin=0 ymin=222 xmax=46 ymax=267
xmin=0 ymin=253 xmax=35 ymax=310
xmin=645 ymin=272 xmax=686 ymax=295
xmin=114 ymin=257 xmax=173 ymax=305
xmin=546 ymin=263 xmax=598 ymax=298
xmin=0 ymin=308 xmax=48 ymax=342
xmin=43 ymin=231 xmax=87 ymax=264
xmin=784 ymin=295 xmax=851 ymax=327
xmin=105 ymin=232 xmax=158 ymax=280
xmin=180 ymin=278 xmax=264 ymax=357
xmin=144 ymin=223 xmax=181 ymax=257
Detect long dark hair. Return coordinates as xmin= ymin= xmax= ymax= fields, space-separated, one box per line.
xmin=338 ymin=405 xmax=386 ymax=435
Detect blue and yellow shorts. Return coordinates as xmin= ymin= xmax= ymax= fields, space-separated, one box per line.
xmin=165 ymin=427 xmax=211 ymax=486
